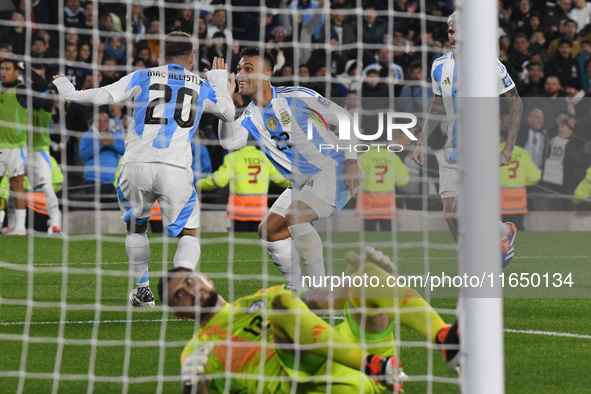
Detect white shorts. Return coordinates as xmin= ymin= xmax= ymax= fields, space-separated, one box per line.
xmin=269 ymin=165 xmax=359 ymax=220
xmin=439 ymin=161 xmax=459 ymax=199
xmin=0 ymin=147 xmax=26 ymax=178
xmin=117 ymin=162 xmax=199 ymax=236
xmin=26 ymin=151 xmax=53 ymax=188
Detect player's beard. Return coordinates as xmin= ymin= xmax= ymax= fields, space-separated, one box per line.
xmin=196 ymin=289 xmax=219 ymax=321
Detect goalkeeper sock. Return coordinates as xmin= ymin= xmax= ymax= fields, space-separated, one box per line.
xmin=269 ymin=291 xmax=365 ymax=371
xmin=288 ymin=222 xmax=325 ymax=287
xmin=41 ymin=183 xmax=61 ymax=228
xmin=500 ymin=221 xmax=510 ymax=238
xmin=15 ymin=209 xmax=26 ymax=230
xmin=261 ymin=238 xmax=303 ymax=288
xmin=125 ymin=232 xmax=150 ymax=287
xmin=350 ymin=263 xmax=446 ymax=343
xmin=173 ymin=236 xmax=200 ymax=270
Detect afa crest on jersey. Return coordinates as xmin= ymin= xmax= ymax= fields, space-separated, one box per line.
xmin=279 ymin=109 xmax=291 ymax=125
xmin=247 ymin=300 xmax=266 ymax=314
xmin=267 ymin=117 xmax=278 ymax=131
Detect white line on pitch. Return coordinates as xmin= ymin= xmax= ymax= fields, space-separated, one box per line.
xmin=2 ymin=319 xmax=590 ymax=341
xmin=9 ymin=255 xmax=590 ymax=267
xmin=504 ymin=328 xmax=591 ymax=339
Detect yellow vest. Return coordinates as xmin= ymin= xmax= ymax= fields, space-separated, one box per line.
xmin=499 ymin=143 xmax=541 ymax=214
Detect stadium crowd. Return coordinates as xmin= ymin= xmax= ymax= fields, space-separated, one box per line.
xmin=1 ymin=0 xmax=591 ymax=232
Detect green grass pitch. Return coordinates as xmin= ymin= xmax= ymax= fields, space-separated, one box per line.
xmin=0 ymin=231 xmax=590 ymax=393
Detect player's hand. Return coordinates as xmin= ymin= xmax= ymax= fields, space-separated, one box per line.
xmin=365 ymin=355 xmax=408 ymax=393
xmin=53 ymin=73 xmax=66 ymax=80
xmin=228 ymin=72 xmax=236 ymax=94
xmin=411 ymin=144 xmax=424 ymax=165
xmin=344 ymin=160 xmax=362 ymax=195
xmin=181 ymin=341 xmax=214 ymax=388
xmin=500 ymin=147 xmax=512 ymax=166
xmin=211 ymin=57 xmax=226 ymax=71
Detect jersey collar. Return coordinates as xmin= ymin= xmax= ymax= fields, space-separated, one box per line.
xmin=272 ymin=85 xmax=277 ymax=99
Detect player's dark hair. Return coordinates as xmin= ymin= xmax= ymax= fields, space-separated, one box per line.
xmin=1 ymin=58 xmax=19 ymax=70
xmin=157 ymin=267 xmax=193 ymax=304
xmin=164 ymin=31 xmax=194 ymax=63
xmin=240 ymin=46 xmax=276 ymax=72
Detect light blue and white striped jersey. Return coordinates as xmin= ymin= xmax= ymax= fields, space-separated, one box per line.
xmin=431 ymin=52 xmax=515 ymax=162
xmin=55 ymin=65 xmax=234 ymax=169
xmin=230 ymin=86 xmax=354 ymax=187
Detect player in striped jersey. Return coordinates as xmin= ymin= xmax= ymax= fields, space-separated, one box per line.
xmin=411 ymin=12 xmax=523 ymax=267
xmin=217 ymin=47 xmax=363 ymax=290
xmin=54 ymin=32 xmax=235 ymax=307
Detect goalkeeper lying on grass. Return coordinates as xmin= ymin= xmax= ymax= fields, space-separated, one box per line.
xmin=158 ymin=248 xmax=459 ymax=394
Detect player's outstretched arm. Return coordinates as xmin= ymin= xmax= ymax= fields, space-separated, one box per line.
xmin=500 ymin=86 xmax=523 ymax=166
xmin=52 ymin=72 xmax=137 ymax=106
xmin=412 ymin=94 xmax=444 ymax=165
xmin=203 ymin=57 xmax=235 ymax=123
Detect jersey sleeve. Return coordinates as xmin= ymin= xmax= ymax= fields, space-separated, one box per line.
xmin=431 ymin=62 xmax=442 ymax=96
xmin=202 ymin=69 xmax=235 ymax=122
xmin=497 ymin=59 xmax=515 ymax=95
xmin=54 ymin=72 xmax=138 ymax=105
xmin=218 ymin=106 xmax=250 ymax=151
xmin=197 ymin=153 xmax=232 ymax=190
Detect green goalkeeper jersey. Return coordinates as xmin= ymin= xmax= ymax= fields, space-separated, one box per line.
xmin=181 ymin=285 xmax=291 ymax=394
xmin=0 ymin=82 xmax=27 ymax=149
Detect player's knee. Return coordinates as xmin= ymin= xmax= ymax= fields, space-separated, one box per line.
xmin=178 ymin=228 xmax=196 ymax=238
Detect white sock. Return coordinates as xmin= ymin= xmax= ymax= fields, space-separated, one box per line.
xmin=261 ymin=238 xmax=303 ymax=288
xmin=500 ymin=221 xmax=510 ymax=239
xmin=288 ymin=222 xmax=325 ymax=286
xmin=15 ymin=209 xmax=26 ymax=230
xmin=174 ymin=236 xmax=201 ymax=270
xmin=0 ymin=210 xmax=5 ymax=227
xmin=41 ymin=183 xmax=61 ymax=228
xmin=125 ymin=232 xmax=150 ymax=287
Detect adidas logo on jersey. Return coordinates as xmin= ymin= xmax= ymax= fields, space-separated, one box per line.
xmin=442 ymin=77 xmax=451 ymax=85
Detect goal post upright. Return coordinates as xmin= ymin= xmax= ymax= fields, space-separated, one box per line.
xmin=457 ymin=0 xmax=505 ymax=393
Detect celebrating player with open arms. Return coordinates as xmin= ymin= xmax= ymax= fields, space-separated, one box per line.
xmin=53 ymin=32 xmax=235 ymax=307
xmin=213 ymin=47 xmax=363 ymax=289
xmin=411 ymin=12 xmax=523 ymax=267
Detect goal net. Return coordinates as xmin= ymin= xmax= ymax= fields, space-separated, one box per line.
xmin=0 ymin=0 xmax=480 ymax=393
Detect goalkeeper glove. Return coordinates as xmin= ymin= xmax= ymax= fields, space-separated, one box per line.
xmin=181 ymin=341 xmax=214 ymax=389
xmin=365 ymin=355 xmax=408 ymax=393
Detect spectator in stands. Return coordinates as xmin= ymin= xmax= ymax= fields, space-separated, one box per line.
xmin=528 ymin=75 xmax=568 ymax=130
xmin=568 ymin=0 xmax=591 ymax=32
xmin=0 ymin=44 xmax=11 ymax=63
xmin=108 ymin=103 xmax=129 ymax=138
xmin=146 ymin=20 xmax=161 ymax=66
xmin=399 ymin=62 xmax=434 ymax=127
xmin=31 ymin=36 xmax=53 ymax=79
xmin=61 ymin=42 xmax=89 ymax=90
xmin=208 ymin=32 xmax=228 ymax=66
xmin=101 ymin=57 xmax=121 ymax=86
xmin=363 ymin=5 xmax=388 ymax=46
xmin=582 ymin=59 xmax=591 ymax=92
xmin=173 ymin=7 xmax=195 ymax=35
xmin=79 ymin=112 xmax=125 ymax=203
xmin=286 ymin=0 xmax=325 ymax=41
xmin=64 ymin=0 xmax=84 ymax=28
xmin=547 ymin=19 xmax=581 ymax=58
xmin=517 ymin=108 xmax=548 ymax=170
xmin=207 ymin=9 xmax=233 ymax=45
xmin=512 ymin=0 xmax=533 ymax=31
xmin=104 ymin=32 xmax=127 ymax=65
xmin=99 ymin=14 xmax=114 ymax=34
xmin=498 ymin=1 xmax=515 ymax=36
xmin=78 ymin=42 xmax=91 ymax=64
xmin=542 ymin=0 xmax=572 ymax=34
xmin=191 ymin=137 xmax=212 ymax=184
xmin=130 ymin=3 xmax=148 ymax=42
xmin=36 ymin=30 xmax=58 ymax=58
xmin=519 ymin=61 xmax=545 ymax=96
xmin=267 ymin=26 xmax=294 ymax=69
xmin=307 ymin=32 xmax=346 ymax=76
xmin=132 ymin=57 xmax=146 ymax=69
xmin=509 ymin=33 xmax=531 ymax=73
xmin=78 ymin=2 xmax=94 ymax=44
xmin=2 ymin=10 xmax=26 ymax=55
xmin=318 ymin=4 xmax=356 ymax=60
xmin=135 ymin=43 xmax=156 ymax=68
xmin=564 ymin=77 xmax=587 ymax=116
xmin=545 ymin=38 xmax=581 ymax=86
